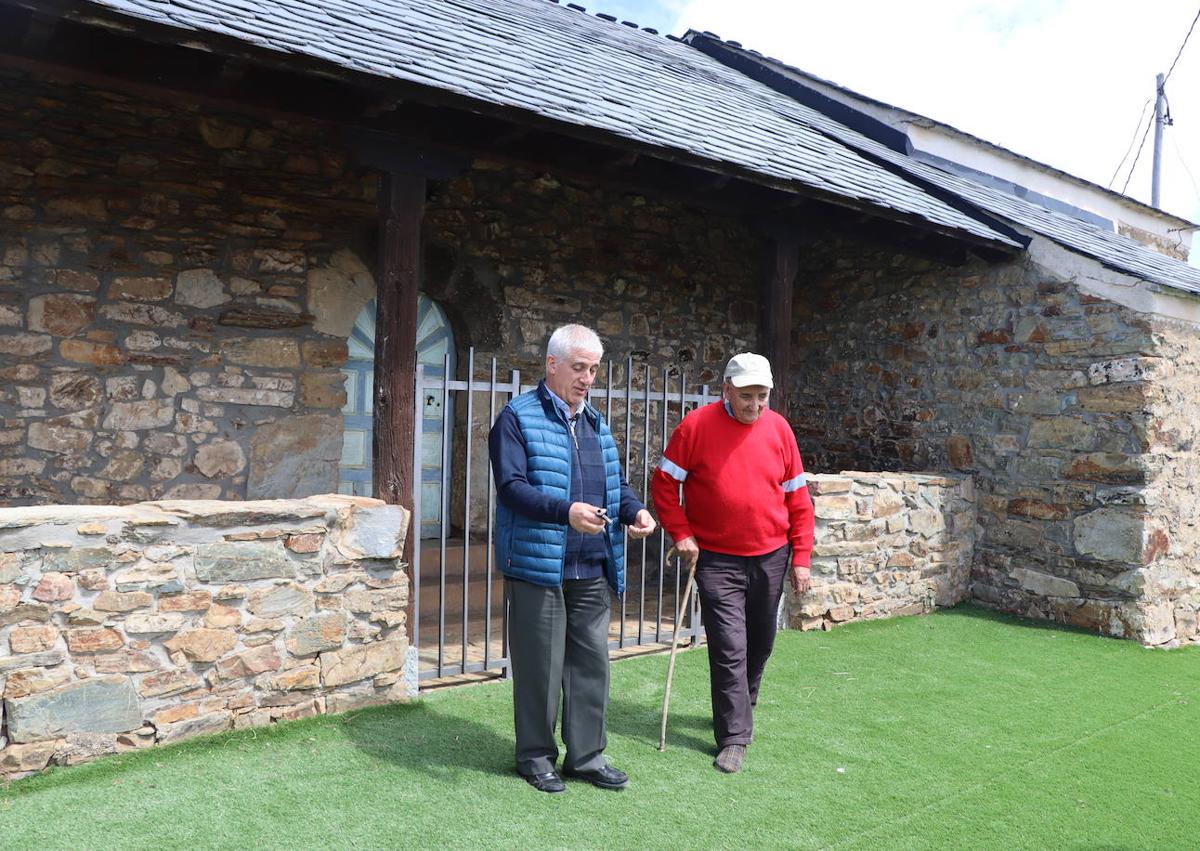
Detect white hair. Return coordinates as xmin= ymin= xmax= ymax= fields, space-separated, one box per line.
xmin=546 ymin=324 xmax=603 ymax=361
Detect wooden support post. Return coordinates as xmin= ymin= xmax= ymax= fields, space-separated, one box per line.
xmin=347 ymin=131 xmax=463 ymax=603
xmin=373 ymin=171 xmax=426 ymax=510
xmin=761 ymin=235 xmax=799 ymax=418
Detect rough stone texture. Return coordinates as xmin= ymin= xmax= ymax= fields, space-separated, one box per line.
xmin=1137 ymin=316 xmax=1200 ymax=644
xmin=0 ymin=740 xmax=59 ymax=773
xmin=785 ymin=233 xmax=1197 ymax=645
xmin=320 ymin=638 xmax=405 ymax=687
xmin=102 ymin=400 xmax=176 ymax=431
xmin=334 ymin=505 xmax=409 ymax=559
xmin=5 ymin=676 xmax=141 ymax=743
xmin=0 ymin=494 xmax=409 ymax=779
xmin=193 ymin=439 xmax=247 ymax=479
xmin=247 ymin=414 xmax=343 ymax=499
xmin=8 ymin=624 xmax=59 ymax=653
xmin=163 ymin=628 xmax=237 ymax=662
xmin=246 ymin=582 xmax=314 ymax=618
xmin=174 ymin=269 xmax=230 ymax=309
xmin=28 ymin=294 xmax=95 ymax=336
xmin=189 ymin=542 xmax=288 ymax=584
xmin=286 ymin=612 xmax=348 ymax=656
xmin=0 ymin=69 xmax=761 ymax=510
xmin=789 ymin=473 xmax=975 ymax=631
xmin=157 ymin=711 xmax=233 ymax=745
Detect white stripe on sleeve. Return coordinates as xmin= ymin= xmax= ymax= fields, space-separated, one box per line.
xmin=781 ymin=473 xmax=807 ymax=492
xmin=658 ymin=456 xmax=689 ymax=482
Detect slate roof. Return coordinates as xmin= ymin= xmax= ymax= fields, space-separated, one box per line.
xmin=687 ymin=34 xmax=1200 ymax=296
xmin=40 ymin=0 xmax=1023 ymax=250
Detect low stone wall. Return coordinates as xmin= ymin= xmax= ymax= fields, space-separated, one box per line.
xmin=0 ymin=495 xmax=411 ymax=779
xmin=790 ymin=472 xmax=976 ymax=630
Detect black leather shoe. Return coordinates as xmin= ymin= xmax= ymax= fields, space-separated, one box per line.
xmin=563 ymin=764 xmax=629 ymax=790
xmin=521 ymin=770 xmax=566 ymax=794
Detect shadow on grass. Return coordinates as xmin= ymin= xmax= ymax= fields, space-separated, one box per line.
xmin=338 ymin=687 xmax=717 ymax=778
xmin=607 ymin=695 xmax=714 ymax=756
xmin=936 ymin=602 xmax=1116 ymax=639
xmin=340 ymin=700 xmax=515 ymax=780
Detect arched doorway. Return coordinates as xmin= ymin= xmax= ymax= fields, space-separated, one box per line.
xmin=338 ymin=295 xmax=456 ymax=538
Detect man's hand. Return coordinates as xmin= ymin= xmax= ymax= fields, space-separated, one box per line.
xmin=568 ymin=502 xmax=607 ymax=535
xmin=674 ymin=536 xmax=700 ymax=569
xmin=627 ymin=509 xmax=657 ymax=540
xmin=789 ymin=565 xmax=811 ymax=595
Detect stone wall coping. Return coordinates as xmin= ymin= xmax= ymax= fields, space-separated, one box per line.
xmin=812 ymin=471 xmax=972 ymax=487
xmin=0 ymin=495 xmax=387 ymax=536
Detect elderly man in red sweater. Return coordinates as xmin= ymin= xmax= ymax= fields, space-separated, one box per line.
xmin=651 ymin=352 xmax=815 ymax=774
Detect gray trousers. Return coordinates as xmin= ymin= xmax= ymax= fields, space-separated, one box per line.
xmin=507 ymin=576 xmax=611 ymax=776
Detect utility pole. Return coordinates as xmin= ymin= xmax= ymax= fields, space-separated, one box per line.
xmin=1152 ymin=72 xmax=1166 ymax=209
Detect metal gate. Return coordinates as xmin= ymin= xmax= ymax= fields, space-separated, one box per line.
xmin=411 ymin=348 xmax=713 ymax=684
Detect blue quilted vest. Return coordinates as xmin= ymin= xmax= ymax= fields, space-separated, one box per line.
xmin=496 ymin=386 xmax=626 ymax=595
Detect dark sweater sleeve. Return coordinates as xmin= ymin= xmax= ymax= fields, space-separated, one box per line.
xmin=489 ymin=407 xmax=572 ymax=524
xmin=618 ymin=477 xmax=645 ymax=526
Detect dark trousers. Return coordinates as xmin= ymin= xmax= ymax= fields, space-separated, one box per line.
xmin=694 ymin=544 xmax=790 ymax=748
xmin=507 ymin=576 xmax=611 ymax=776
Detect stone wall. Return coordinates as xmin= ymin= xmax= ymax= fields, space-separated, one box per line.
xmin=1140 ymin=314 xmax=1200 ymax=646
xmin=790 ymin=472 xmax=975 ymax=630
xmin=0 ymin=68 xmax=377 ymax=505
xmin=786 ymin=234 xmax=1196 ymax=645
xmin=0 ymin=495 xmax=411 ymax=779
xmin=0 ymin=68 xmax=763 ymax=509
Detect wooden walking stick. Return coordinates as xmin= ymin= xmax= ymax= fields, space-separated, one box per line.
xmin=659 ymin=548 xmax=697 ymax=752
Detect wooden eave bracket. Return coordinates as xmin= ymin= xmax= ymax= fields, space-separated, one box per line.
xmin=343 ymin=127 xmax=469 ymax=180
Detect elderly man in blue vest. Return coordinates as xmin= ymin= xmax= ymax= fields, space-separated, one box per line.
xmin=489 ymin=324 xmax=657 ymax=794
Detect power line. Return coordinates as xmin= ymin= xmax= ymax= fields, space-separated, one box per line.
xmin=1120 ymin=110 xmax=1155 ymax=194
xmin=1108 ymin=98 xmax=1153 ymax=188
xmin=1164 ymin=5 xmax=1200 ymax=84
xmin=1120 ymin=8 xmax=1199 ymax=196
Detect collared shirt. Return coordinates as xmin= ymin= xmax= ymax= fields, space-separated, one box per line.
xmin=545 ymin=385 xmax=581 ymax=420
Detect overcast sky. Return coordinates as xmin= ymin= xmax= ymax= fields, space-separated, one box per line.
xmin=588 ymin=1 xmax=1200 ymax=262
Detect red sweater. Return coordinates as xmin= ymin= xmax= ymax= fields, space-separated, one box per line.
xmin=651 ymin=401 xmax=815 ymax=568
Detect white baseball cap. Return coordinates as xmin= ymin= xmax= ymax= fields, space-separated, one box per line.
xmin=724 ymin=353 xmax=774 ymax=388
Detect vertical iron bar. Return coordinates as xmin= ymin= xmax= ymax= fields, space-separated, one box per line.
xmin=604 ymin=359 xmax=613 ymax=425
xmin=502 ymin=368 xmax=519 ymax=679
xmin=461 ymin=347 xmax=475 ymax=672
xmin=412 ymin=363 xmax=424 ymax=665
xmin=639 ymin=363 xmax=650 ymax=645
xmin=621 ymin=356 xmax=632 ymax=649
xmin=437 ymin=351 xmax=451 ymax=677
xmin=485 ymin=357 xmax=497 ymax=670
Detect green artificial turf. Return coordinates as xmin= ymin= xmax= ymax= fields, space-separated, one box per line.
xmin=2 ymin=604 xmax=1198 ymax=849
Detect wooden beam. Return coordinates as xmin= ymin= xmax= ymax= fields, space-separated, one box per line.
xmin=343 ymin=127 xmax=467 ymax=178
xmin=19 ymin=14 xmax=57 ymax=53
xmin=602 ymin=150 xmax=639 ymax=173
xmin=218 ymin=57 xmax=249 ymax=85
xmin=761 ymin=233 xmax=799 ymax=418
xmin=373 ymin=171 xmax=425 ymax=514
